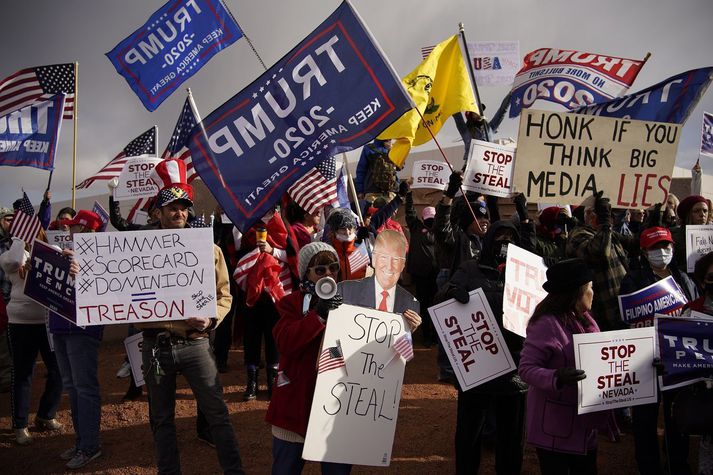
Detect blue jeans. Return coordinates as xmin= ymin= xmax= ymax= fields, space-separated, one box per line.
xmin=142 ymin=336 xmax=244 ymax=475
xmin=8 ymin=323 xmax=62 ymax=429
xmin=53 ymin=332 xmax=101 ymax=453
xmin=272 ymin=437 xmax=352 ymax=475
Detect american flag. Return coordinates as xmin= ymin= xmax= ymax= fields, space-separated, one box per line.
xmin=0 ymin=63 xmax=75 ymax=119
xmin=9 ymin=192 xmax=42 ymax=245
xmin=288 ymin=156 xmax=338 ymax=215
xmin=393 ymin=332 xmax=414 ymax=362
xmin=162 ymin=97 xmax=198 ymax=183
xmin=233 ymin=248 xmax=293 ymax=296
xmin=318 ymin=342 xmax=346 ymax=374
xmin=348 ymin=241 xmax=370 ymax=273
xmin=76 ymin=126 xmax=156 ymax=189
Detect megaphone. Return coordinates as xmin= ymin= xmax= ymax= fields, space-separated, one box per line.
xmin=315 ymin=276 xmax=338 ymax=300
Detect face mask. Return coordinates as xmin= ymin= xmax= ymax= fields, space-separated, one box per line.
xmin=647 ymin=248 xmax=673 ymax=268
xmin=335 ymin=232 xmax=355 ymax=243
xmin=494 ymin=241 xmax=510 ymax=264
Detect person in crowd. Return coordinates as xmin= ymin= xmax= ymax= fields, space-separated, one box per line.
xmin=212 ymin=209 xmax=239 ymax=374
xmin=326 ymin=207 xmax=369 ymax=281
xmin=14 ymin=190 xmax=52 ymax=230
xmin=519 ymin=258 xmax=610 ymax=474
xmin=436 ymin=219 xmax=527 ymax=474
xmin=665 ymin=193 xmax=680 ymax=227
xmin=0 ymin=207 xmax=14 ymax=393
xmin=138 ymin=160 xmax=245 ymax=474
xmin=613 ymin=208 xmax=632 ymax=237
xmin=628 ymin=208 xmax=647 ymax=234
xmin=266 ymin=241 xmax=351 ymax=474
xmin=619 ymin=227 xmax=698 ymax=475
xmin=1 ymin=230 xmax=62 ymax=446
xmin=285 ymin=200 xmax=322 ymax=250
xmin=108 ymin=177 xmax=159 ymax=230
xmin=369 ymin=196 xmax=404 ymax=235
xmin=54 ymin=206 xmax=76 ymax=231
xmin=355 ymin=138 xmax=399 ymax=202
xmin=51 ymin=210 xmax=105 ymax=468
xmin=515 ymin=196 xmax=574 ymax=267
xmin=567 ymin=191 xmax=635 ymax=331
xmin=671 ymin=195 xmax=709 ymax=270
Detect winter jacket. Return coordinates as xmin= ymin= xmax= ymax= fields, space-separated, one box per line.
xmin=0 ymin=238 xmax=47 ymax=324
xmin=433 ymin=200 xmax=483 ymax=275
xmin=404 ymin=192 xmax=436 ymax=277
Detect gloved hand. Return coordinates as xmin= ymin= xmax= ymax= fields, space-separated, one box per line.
xmin=513 ymin=193 xmax=528 ymax=222
xmin=555 ymin=367 xmax=586 ymax=389
xmin=446 ymin=286 xmax=470 ymax=304
xmin=593 ymin=190 xmax=612 ymax=226
xmin=108 ymin=177 xmax=119 ymax=190
xmin=356 ymin=226 xmax=370 ymax=242
xmin=557 ymin=212 xmax=578 ymax=229
xmin=444 ymin=171 xmax=463 ymax=199
xmin=652 ymin=357 xmax=666 ymax=376
xmin=398 ymin=180 xmax=410 ymax=197
xmin=315 ymin=293 xmax=343 ymax=319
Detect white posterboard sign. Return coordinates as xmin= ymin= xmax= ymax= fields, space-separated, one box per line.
xmin=46 ymin=230 xmax=72 ymax=250
xmin=303 ymin=304 xmax=408 ymax=467
xmin=573 ymin=327 xmax=657 ymax=414
xmin=410 ymin=160 xmax=450 ymax=190
xmin=685 ymin=225 xmax=713 ymax=272
xmin=113 ymin=156 xmax=162 ymax=200
xmin=428 ymin=288 xmax=516 ymax=391
xmin=463 ymin=139 xmax=516 ymax=198
xmin=503 ymin=244 xmax=548 ymax=338
xmin=74 ymin=228 xmax=217 ymax=326
xmin=124 ymin=332 xmax=145 ymax=387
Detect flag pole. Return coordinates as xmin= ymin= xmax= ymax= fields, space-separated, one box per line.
xmin=187 ymin=88 xmax=230 ymax=190
xmin=458 ymin=23 xmax=489 ymax=143
xmin=341 ymin=153 xmax=364 ymax=225
xmin=221 ymin=3 xmax=268 ymax=71
xmin=71 ymin=61 xmax=79 ymax=209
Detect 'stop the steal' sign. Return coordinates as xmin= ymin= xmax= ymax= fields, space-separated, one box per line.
xmin=73 ymin=228 xmax=217 ymax=326
xmin=189 ymin=1 xmax=412 ymax=232
xmin=513 ymin=110 xmax=681 ymax=207
xmin=106 ymin=0 xmax=243 ymax=111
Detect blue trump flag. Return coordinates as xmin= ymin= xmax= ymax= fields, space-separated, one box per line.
xmin=0 ymin=93 xmax=65 ymax=170
xmin=573 ymin=67 xmax=713 ymax=124
xmin=106 ymin=0 xmax=242 ymax=111
xmin=189 ymin=2 xmax=413 ymax=232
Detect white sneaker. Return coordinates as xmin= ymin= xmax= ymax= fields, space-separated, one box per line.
xmin=116 ymin=361 xmax=131 ymax=379
xmin=15 ymin=428 xmax=33 ymax=445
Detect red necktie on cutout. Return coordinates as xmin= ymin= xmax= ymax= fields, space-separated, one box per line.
xmin=378 ymin=290 xmax=389 ymax=312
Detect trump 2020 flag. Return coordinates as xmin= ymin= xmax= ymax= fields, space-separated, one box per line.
xmin=701 ymin=111 xmax=713 ymax=156
xmin=510 ymin=48 xmax=646 ymax=118
xmin=106 ymin=0 xmax=243 ymax=111
xmin=189 ymin=1 xmax=413 ymax=232
xmin=0 ymin=94 xmax=65 ymax=170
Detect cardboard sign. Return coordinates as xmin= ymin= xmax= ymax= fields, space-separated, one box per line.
xmin=428 ymin=289 xmax=516 ymax=391
xmin=463 ymin=140 xmax=516 ymax=198
xmin=46 ymin=230 xmax=72 ymax=251
xmin=113 ymin=156 xmax=162 ymax=200
xmin=685 ymin=225 xmax=713 ymax=272
xmin=73 ymin=228 xmax=217 ymax=326
xmin=124 ymin=332 xmax=145 ymax=387
xmin=410 ymin=160 xmax=450 ymax=190
xmin=502 ymin=244 xmax=548 ymax=338
xmin=24 ymin=240 xmax=76 ymax=322
xmin=655 ymin=312 xmax=713 ymax=390
xmin=303 ymin=304 xmax=408 ymax=467
xmin=574 ymin=327 xmax=658 ymax=414
xmin=513 ymin=110 xmax=681 ymax=207
xmin=618 ymin=276 xmax=688 ymax=328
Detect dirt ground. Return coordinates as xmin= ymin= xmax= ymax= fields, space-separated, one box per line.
xmin=0 ymin=339 xmax=691 ymax=474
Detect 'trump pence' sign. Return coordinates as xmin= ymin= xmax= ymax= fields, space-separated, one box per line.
xmin=428 ymin=288 xmax=516 ymax=391
xmin=503 ymin=245 xmax=548 ymax=338
xmin=74 ymin=228 xmax=217 ymax=325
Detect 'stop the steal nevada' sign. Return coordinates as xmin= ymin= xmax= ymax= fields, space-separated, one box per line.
xmin=106 ymin=0 xmax=242 ymax=111
xmin=189 ymin=1 xmax=413 ymax=232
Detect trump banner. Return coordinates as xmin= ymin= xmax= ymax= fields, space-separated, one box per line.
xmin=428 ymin=289 xmax=516 ymax=392
xmin=618 ymin=276 xmax=688 ymax=328
xmin=574 ymin=327 xmax=657 ymax=414
xmin=0 ymin=94 xmax=65 ymax=170
xmin=509 ymin=48 xmax=646 ymax=118
xmin=656 ymin=313 xmax=713 ymax=390
xmin=702 ymin=111 xmax=713 ymax=156
xmin=463 ymin=139 xmax=516 ymax=198
xmin=23 ymin=241 xmax=76 ymax=322
xmin=106 ymin=0 xmax=243 ymax=111
xmin=189 ymin=2 xmax=412 ymax=232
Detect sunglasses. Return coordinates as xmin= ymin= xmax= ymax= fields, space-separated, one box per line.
xmin=310 ymin=262 xmax=340 ymax=276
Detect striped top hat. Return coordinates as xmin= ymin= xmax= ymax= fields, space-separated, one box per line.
xmin=150 ymin=159 xmax=194 ymax=208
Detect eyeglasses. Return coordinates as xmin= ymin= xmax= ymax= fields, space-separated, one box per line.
xmin=373 ymin=252 xmax=406 ymax=265
xmin=310 ymin=262 xmax=340 ymax=276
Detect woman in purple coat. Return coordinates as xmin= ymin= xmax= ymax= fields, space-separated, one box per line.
xmin=519 ymin=258 xmax=610 ymax=474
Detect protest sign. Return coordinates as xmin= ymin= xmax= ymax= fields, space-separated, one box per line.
xmin=73 ymin=228 xmax=217 ymax=326
xmin=189 ymin=2 xmax=412 ymax=232
xmin=685 ymin=225 xmax=713 ymax=272
xmin=502 ymin=244 xmax=548 ymax=338
xmin=655 ymin=312 xmax=713 ymax=390
xmin=113 ymin=156 xmax=162 ymax=200
xmin=303 ymin=304 xmax=408 ymax=466
xmin=23 ymin=240 xmax=75 ymax=322
xmin=618 ymin=276 xmax=688 ymax=328
xmin=513 ymin=110 xmax=681 ymax=207
xmin=462 ymin=139 xmax=516 ymax=198
xmin=702 ymin=111 xmax=713 ymax=156
xmin=106 ymin=0 xmax=243 ymax=111
xmin=410 ymin=160 xmax=450 ymax=190
xmin=124 ymin=332 xmax=145 ymax=387
xmin=92 ymin=201 xmax=110 ymax=232
xmin=574 ymin=327 xmax=657 ymax=414
xmin=428 ymin=288 xmax=516 ymax=391
xmin=46 ymin=230 xmax=72 ymax=251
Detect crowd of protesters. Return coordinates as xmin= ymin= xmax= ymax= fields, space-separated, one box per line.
xmin=1 ymin=140 xmax=712 ymax=474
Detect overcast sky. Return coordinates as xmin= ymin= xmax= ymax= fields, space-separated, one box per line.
xmin=1 ymin=0 xmax=712 ymax=208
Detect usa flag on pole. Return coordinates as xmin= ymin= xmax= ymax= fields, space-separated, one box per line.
xmin=288 ymin=156 xmax=338 ymax=216
xmin=393 ymin=332 xmax=414 ymax=362
xmin=10 ymin=192 xmax=42 ymax=245
xmin=0 ymin=63 xmax=75 ymax=119
xmin=348 ymin=241 xmax=370 ymax=273
xmin=318 ymin=341 xmax=346 ymax=374
xmin=162 ymin=97 xmax=198 ymax=182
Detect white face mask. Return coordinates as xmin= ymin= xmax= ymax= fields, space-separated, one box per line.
xmin=335 ymin=231 xmax=356 ymax=243
xmin=647 ymin=248 xmax=673 ymax=268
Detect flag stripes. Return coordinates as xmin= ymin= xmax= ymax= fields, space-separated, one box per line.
xmin=0 ymin=64 xmax=75 ymax=119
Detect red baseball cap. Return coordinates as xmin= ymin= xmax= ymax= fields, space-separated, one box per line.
xmin=60 ymin=210 xmax=103 ymax=231
xmin=639 ymin=227 xmax=674 ymax=249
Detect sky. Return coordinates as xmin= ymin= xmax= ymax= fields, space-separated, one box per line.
xmin=1 ymin=0 xmax=712 ymax=208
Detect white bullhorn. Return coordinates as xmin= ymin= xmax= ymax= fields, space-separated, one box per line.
xmin=315 ymin=276 xmax=338 ymax=300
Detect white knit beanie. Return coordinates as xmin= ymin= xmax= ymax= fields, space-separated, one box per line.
xmin=298 ymin=242 xmax=338 ymax=279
